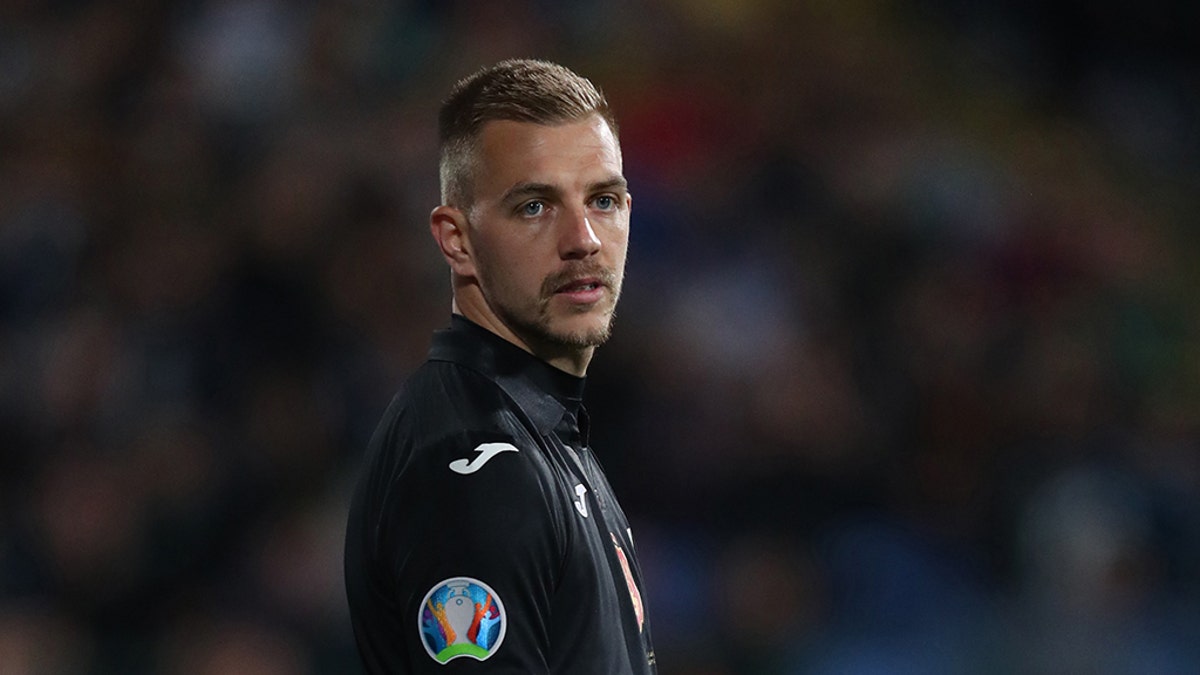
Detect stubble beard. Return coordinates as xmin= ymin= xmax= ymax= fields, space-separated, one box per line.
xmin=490 ymin=263 xmax=623 ymax=351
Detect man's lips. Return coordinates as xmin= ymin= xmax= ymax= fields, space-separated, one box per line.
xmin=551 ymin=276 xmax=608 ymax=304
xmin=554 ymin=277 xmax=604 ymax=294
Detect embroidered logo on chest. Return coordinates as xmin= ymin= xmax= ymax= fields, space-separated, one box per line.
xmin=573 ymin=483 xmax=589 ymax=518
xmin=611 ymin=533 xmax=645 ymax=632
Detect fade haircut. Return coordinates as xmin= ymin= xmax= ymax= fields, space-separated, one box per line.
xmin=438 ymin=59 xmax=617 ymax=208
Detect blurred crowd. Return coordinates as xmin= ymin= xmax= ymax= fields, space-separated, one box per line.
xmin=2 ymin=1 xmax=1198 ymax=673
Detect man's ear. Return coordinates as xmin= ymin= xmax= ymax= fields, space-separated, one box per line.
xmin=430 ymin=205 xmax=476 ymax=278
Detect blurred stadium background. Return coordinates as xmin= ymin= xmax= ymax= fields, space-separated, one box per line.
xmin=2 ymin=1 xmax=1199 ymax=673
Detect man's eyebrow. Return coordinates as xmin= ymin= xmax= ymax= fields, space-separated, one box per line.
xmin=588 ymin=176 xmax=629 ymax=194
xmin=500 ymin=182 xmax=559 ymax=205
xmin=499 ymin=176 xmax=628 ymax=205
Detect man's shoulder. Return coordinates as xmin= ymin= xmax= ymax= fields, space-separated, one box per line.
xmin=359 ymin=361 xmax=568 ymax=529
xmin=388 ymin=358 xmax=524 ymax=435
xmin=365 ymin=359 xmax=545 ymax=476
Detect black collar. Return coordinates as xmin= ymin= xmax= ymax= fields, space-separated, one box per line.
xmin=427 ymin=315 xmax=586 ymax=436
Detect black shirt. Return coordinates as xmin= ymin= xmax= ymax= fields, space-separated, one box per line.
xmin=345 ymin=316 xmax=656 ymax=673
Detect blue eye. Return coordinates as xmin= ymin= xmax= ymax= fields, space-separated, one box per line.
xmin=594 ymin=195 xmax=615 ymax=210
xmin=521 ymin=201 xmax=545 ymax=217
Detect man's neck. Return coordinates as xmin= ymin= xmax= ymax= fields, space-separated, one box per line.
xmin=450 ymin=302 xmax=593 ymax=377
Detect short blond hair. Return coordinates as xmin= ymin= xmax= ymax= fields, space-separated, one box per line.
xmin=438 ymin=59 xmax=617 ymax=208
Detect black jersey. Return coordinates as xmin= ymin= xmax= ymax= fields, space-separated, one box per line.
xmin=345 ymin=316 xmax=656 ymax=674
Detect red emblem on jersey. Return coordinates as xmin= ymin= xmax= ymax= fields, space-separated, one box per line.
xmin=611 ymin=532 xmax=644 ymax=631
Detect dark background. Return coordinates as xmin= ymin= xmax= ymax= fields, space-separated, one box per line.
xmin=2 ymin=1 xmax=1198 ymax=673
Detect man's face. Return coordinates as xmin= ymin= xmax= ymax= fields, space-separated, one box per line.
xmin=463 ymin=115 xmax=630 ymax=352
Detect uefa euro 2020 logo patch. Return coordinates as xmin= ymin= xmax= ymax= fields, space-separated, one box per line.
xmin=418 ymin=577 xmax=506 ymax=664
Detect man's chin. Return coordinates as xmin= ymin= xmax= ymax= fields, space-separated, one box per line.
xmin=540 ymin=316 xmax=613 ymax=349
xmin=496 ymin=303 xmax=616 ymax=352
xmin=546 ymin=327 xmax=611 ymax=349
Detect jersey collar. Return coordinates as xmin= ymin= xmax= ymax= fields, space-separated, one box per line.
xmin=428 ymin=315 xmax=586 ymax=435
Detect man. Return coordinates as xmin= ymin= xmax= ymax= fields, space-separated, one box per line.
xmin=344 ymin=59 xmax=656 ymax=673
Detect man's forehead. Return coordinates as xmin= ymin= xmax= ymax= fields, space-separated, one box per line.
xmin=474 ymin=116 xmax=623 ymax=189
xmin=477 ymin=115 xmax=620 ymax=155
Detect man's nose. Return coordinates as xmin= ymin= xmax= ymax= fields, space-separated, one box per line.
xmin=558 ymin=207 xmax=602 ymax=259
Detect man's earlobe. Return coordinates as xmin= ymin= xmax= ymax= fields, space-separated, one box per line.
xmin=430 ymin=205 xmax=475 ymax=276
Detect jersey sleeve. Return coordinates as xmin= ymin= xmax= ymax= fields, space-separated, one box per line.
xmin=365 ymin=428 xmax=569 ymax=673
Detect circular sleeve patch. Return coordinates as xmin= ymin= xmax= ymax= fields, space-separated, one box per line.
xmin=418 ymin=577 xmax=507 ymax=663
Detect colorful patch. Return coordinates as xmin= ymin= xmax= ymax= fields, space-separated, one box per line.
xmin=418 ymin=577 xmax=506 ymax=664
xmin=611 ymin=533 xmax=645 ymax=631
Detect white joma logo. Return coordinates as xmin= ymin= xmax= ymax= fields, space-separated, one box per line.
xmin=449 ymin=442 xmax=519 ymax=475
xmin=573 ymin=484 xmax=589 ymax=518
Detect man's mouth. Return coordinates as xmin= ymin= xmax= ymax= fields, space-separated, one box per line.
xmin=556 ymin=278 xmax=603 ymax=294
xmin=550 ymin=275 xmax=610 ymax=305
